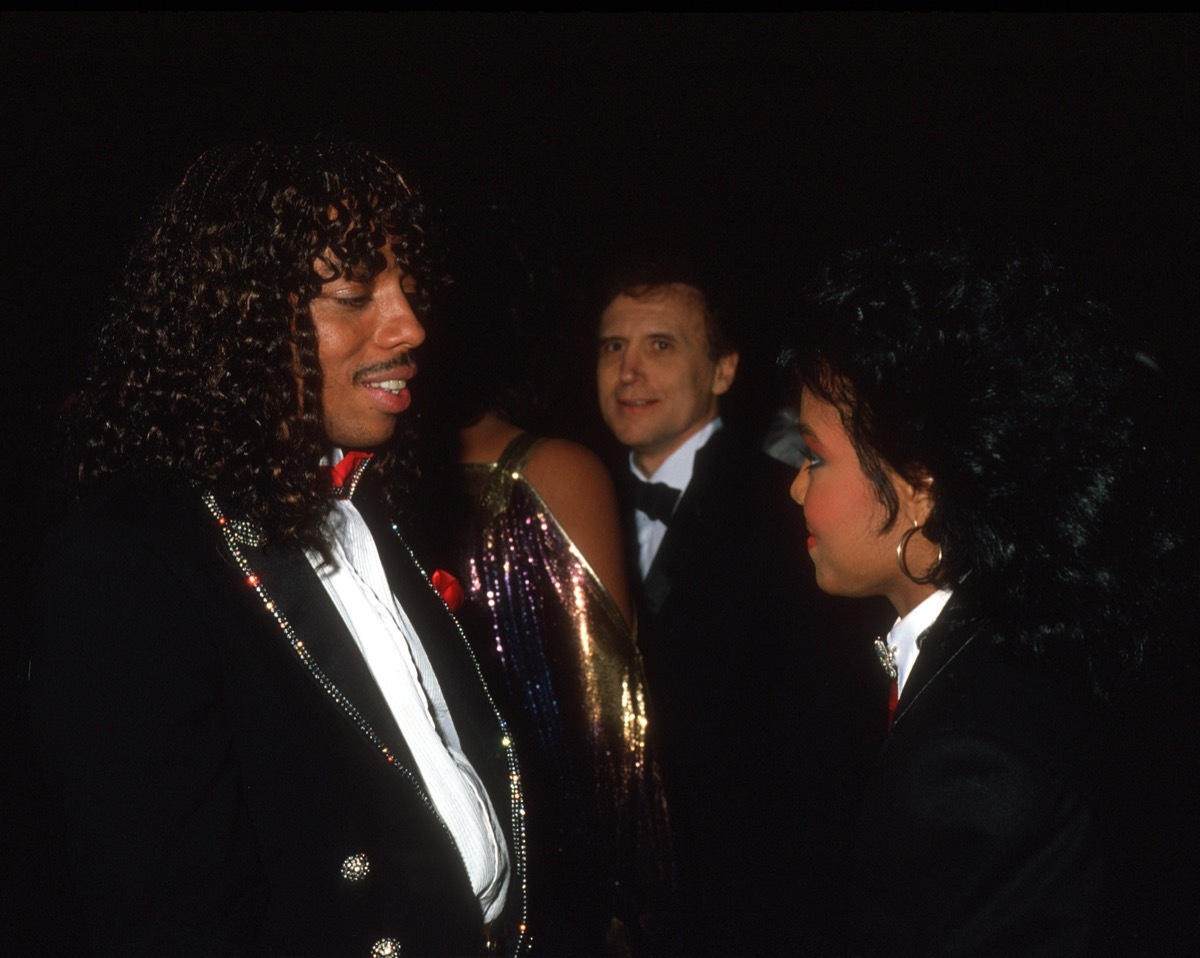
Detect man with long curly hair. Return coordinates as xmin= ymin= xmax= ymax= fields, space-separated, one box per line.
xmin=23 ymin=140 xmax=528 ymax=956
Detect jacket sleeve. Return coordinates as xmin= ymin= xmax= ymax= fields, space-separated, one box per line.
xmin=25 ymin=513 xmax=260 ymax=956
xmin=844 ymin=726 xmax=1108 ymax=958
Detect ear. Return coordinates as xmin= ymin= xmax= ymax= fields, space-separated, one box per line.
xmin=897 ymin=469 xmax=935 ymax=527
xmin=711 ymin=350 xmax=739 ymax=397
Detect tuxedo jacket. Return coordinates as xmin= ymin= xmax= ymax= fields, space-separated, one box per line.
xmin=839 ymin=602 xmax=1200 ymax=958
xmin=617 ymin=425 xmax=894 ymax=956
xmin=23 ymin=470 xmax=526 ymax=957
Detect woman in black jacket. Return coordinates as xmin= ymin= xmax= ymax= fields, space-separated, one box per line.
xmin=779 ymin=231 xmax=1200 ymax=957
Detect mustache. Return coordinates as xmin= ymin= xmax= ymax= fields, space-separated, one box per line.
xmin=352 ymin=354 xmax=417 ymax=385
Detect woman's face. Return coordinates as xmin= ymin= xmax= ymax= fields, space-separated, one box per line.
xmin=790 ymin=387 xmax=935 ymax=617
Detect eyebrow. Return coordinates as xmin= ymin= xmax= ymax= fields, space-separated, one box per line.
xmin=598 ymin=329 xmax=680 ymax=342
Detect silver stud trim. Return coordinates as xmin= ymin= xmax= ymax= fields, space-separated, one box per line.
xmin=392 ymin=523 xmax=530 ymax=953
xmin=330 ymin=455 xmax=374 ymax=501
xmin=340 ymin=852 xmax=370 ymax=882
xmin=225 ymin=517 xmax=266 ymax=546
xmin=204 ymin=490 xmax=528 ymax=954
xmin=202 ymin=493 xmax=444 ymax=821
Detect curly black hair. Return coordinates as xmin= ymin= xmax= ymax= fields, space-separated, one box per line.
xmin=74 ymin=138 xmax=442 ymax=553
xmin=779 ymin=230 xmax=1198 ymax=695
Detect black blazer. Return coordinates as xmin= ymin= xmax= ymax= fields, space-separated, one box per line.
xmin=618 ymin=425 xmax=893 ymax=956
xmin=839 ymin=603 xmax=1200 ymax=957
xmin=23 ymin=471 xmax=526 ymax=957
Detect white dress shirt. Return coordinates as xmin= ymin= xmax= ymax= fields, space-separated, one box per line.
xmin=306 ymin=486 xmax=510 ymax=922
xmin=886 ymin=588 xmax=954 ymax=698
xmin=631 ymin=417 xmax=723 ymax=579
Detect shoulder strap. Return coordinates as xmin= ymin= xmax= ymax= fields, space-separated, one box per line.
xmin=483 ymin=432 xmax=543 ymax=518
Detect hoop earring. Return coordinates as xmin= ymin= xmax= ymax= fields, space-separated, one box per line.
xmin=897 ymin=524 xmax=943 ymax=585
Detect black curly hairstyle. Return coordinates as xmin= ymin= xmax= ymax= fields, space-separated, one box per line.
xmin=779 ymin=230 xmax=1198 ymax=695
xmin=73 ymin=138 xmax=442 ymax=552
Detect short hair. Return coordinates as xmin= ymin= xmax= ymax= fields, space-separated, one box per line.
xmin=778 ymin=230 xmax=1197 ymax=693
xmin=73 ymin=138 xmax=441 ymax=550
xmin=598 ymin=252 xmax=734 ymax=362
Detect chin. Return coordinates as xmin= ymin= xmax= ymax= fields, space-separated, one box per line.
xmin=621 ymin=423 xmax=668 ymax=451
xmin=812 ymin=567 xmax=849 ymax=598
xmin=328 ymin=429 xmax=397 ymax=450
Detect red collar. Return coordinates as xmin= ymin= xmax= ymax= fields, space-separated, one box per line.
xmin=321 ymin=450 xmax=374 ymax=498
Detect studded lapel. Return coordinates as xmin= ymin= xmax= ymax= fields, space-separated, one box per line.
xmin=347 ymin=475 xmax=530 ymax=949
xmin=349 ymin=473 xmax=509 ymax=772
xmin=202 ymin=492 xmax=421 ymax=777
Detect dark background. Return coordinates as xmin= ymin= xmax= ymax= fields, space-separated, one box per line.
xmin=3 ymin=10 xmax=1199 ymax=947
xmin=6 ymin=10 xmax=1200 ymax=548
xmin=8 ymin=10 xmax=1200 ymax=603
xmin=5 ymin=12 xmax=1200 ymax=470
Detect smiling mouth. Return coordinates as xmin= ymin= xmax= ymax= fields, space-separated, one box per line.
xmin=368 ymin=379 xmax=407 ymax=395
xmin=354 ymin=354 xmax=417 ymax=391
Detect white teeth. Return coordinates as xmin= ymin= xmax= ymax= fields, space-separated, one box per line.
xmin=371 ymin=379 xmax=406 ymax=394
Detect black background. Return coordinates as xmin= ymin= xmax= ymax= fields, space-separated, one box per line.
xmin=6 ymin=11 xmax=1200 ymax=534
xmin=3 ymin=11 xmax=1200 ymax=946
xmin=6 ymin=12 xmax=1200 ymax=424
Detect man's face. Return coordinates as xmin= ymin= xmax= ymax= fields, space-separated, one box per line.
xmin=309 ymin=244 xmax=425 ymax=450
xmin=597 ymin=283 xmax=737 ymax=477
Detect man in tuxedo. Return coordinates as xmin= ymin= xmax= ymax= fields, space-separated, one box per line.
xmin=22 ymin=141 xmax=527 ymax=957
xmin=596 ymin=267 xmax=890 ymax=955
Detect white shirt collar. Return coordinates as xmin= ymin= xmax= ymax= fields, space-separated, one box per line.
xmin=630 ymin=416 xmax=723 ymax=488
xmin=887 ymin=588 xmax=953 ymax=697
xmin=628 ymin=417 xmax=722 ymax=580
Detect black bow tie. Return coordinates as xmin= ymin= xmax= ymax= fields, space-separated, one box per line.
xmin=632 ymin=479 xmax=681 ymax=524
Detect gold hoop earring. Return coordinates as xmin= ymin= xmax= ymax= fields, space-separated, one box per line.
xmin=897 ymin=523 xmax=943 ymax=585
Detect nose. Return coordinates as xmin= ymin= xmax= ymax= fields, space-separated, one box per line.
xmin=375 ymin=288 xmax=425 ymax=351
xmin=789 ymin=464 xmax=810 ymax=506
xmin=618 ymin=349 xmax=641 ymax=383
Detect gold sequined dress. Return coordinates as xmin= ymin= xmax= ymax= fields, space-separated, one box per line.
xmin=455 ymin=433 xmax=674 ymax=953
